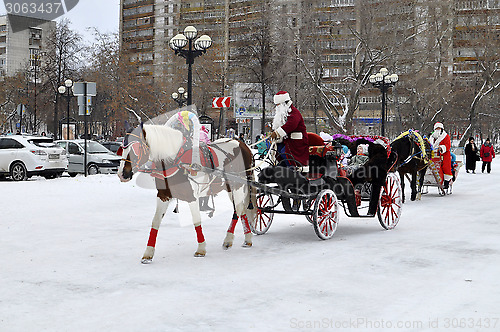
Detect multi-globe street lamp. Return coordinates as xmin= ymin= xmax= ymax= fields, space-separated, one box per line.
xmin=369 ymin=68 xmax=398 ymax=137
xmin=172 ymin=87 xmax=188 ymax=107
xmin=169 ymin=26 xmax=212 ymax=106
xmin=58 ymin=79 xmax=73 ymax=140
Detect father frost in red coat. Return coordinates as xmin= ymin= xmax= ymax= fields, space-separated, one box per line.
xmin=270 ymin=91 xmax=309 ymax=172
xmin=429 ymin=122 xmax=452 ymax=189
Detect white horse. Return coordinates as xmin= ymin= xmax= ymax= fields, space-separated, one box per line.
xmin=118 ymin=123 xmax=256 ymax=262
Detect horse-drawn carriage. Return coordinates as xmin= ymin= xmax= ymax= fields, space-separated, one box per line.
xmin=250 ymin=135 xmax=403 ymax=240
xmin=421 ymin=151 xmax=463 ymax=196
xmin=118 ymin=108 xmax=403 ymax=261
xmin=390 ymin=129 xmax=463 ymax=199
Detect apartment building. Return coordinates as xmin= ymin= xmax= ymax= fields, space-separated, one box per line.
xmin=0 ymin=14 xmax=54 ymax=79
xmin=453 ymin=0 xmax=500 ymax=77
xmin=119 ymin=0 xmax=499 ymax=134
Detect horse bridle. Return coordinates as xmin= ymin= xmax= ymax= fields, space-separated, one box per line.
xmin=121 ymin=131 xmax=150 ymax=173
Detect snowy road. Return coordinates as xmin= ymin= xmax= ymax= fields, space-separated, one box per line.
xmin=1 ymin=159 xmax=499 ymax=331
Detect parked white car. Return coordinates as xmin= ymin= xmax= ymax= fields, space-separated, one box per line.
xmin=55 ymin=140 xmax=121 ymax=177
xmin=0 ymin=135 xmax=68 ymax=181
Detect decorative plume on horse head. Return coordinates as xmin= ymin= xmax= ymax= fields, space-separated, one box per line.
xmin=118 ymin=106 xmax=257 ymax=262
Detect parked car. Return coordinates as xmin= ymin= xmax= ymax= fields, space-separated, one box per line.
xmin=0 ymin=135 xmax=68 ymax=181
xmin=101 ymin=141 xmax=123 ymax=156
xmin=55 ymin=140 xmax=122 ymax=177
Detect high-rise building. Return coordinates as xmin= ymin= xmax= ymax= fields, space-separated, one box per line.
xmin=453 ymin=0 xmax=500 ymax=78
xmin=119 ymin=0 xmax=499 ymax=134
xmin=0 ymin=14 xmax=55 ymax=78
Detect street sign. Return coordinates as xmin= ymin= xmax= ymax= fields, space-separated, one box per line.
xmin=212 ymin=97 xmax=231 ymax=108
xmin=77 ymin=93 xmax=93 ymax=115
xmin=73 ymin=82 xmax=97 ymax=96
xmin=78 ymin=105 xmax=91 ymax=116
xmin=16 ymin=104 xmax=26 ymax=116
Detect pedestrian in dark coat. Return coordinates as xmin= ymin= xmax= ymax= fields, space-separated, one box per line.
xmin=464 ymin=137 xmax=479 ymax=173
xmin=480 ymin=138 xmax=495 ymax=173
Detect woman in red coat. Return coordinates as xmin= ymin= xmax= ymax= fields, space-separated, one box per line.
xmin=480 ymin=138 xmax=495 ymax=173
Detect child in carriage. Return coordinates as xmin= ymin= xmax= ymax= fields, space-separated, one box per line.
xmin=255 ymin=134 xmax=270 ymax=159
xmin=345 ymin=144 xmax=369 ymax=176
xmin=340 ymin=145 xmax=351 ymax=167
xmin=450 ymin=151 xmax=457 ymax=182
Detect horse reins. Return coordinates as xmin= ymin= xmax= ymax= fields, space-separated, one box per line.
xmin=121 ymin=131 xmax=149 ymax=172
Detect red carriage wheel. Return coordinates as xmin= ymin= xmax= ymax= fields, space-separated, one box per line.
xmin=377 ymin=172 xmax=403 ymax=230
xmin=312 ymin=189 xmax=339 ymax=240
xmin=250 ymin=193 xmax=274 ymax=235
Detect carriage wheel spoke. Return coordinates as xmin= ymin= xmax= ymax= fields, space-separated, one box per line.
xmin=313 ymin=191 xmax=338 ymax=239
xmin=378 ymin=173 xmax=402 ymax=230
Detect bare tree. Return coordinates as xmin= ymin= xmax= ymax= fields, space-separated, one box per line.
xmin=41 ymin=19 xmax=83 ymax=138
xmin=392 ymin=0 xmax=454 ymax=135
xmin=456 ymin=18 xmax=500 ymax=145
xmin=231 ymin=0 xmax=277 ymax=133
xmin=287 ymin=0 xmax=430 ymax=134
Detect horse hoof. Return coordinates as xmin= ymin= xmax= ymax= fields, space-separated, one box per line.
xmin=222 ymin=242 xmax=233 ymax=250
xmin=242 ymin=241 xmax=252 ymax=248
xmin=194 ymin=251 xmax=206 ymax=257
xmin=141 ymin=258 xmax=152 ymax=264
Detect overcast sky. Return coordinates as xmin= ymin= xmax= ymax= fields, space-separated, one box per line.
xmin=0 ymin=0 xmax=120 ymax=43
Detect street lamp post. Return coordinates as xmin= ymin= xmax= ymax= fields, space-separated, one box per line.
xmin=58 ymin=79 xmax=73 ymax=139
xmin=369 ymin=68 xmax=398 ymax=137
xmin=31 ymin=51 xmax=45 ymax=133
xmin=171 ymin=87 xmax=188 ymax=107
xmin=169 ymin=26 xmax=212 ymax=105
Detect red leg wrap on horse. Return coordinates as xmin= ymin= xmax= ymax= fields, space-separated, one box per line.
xmin=147 ymin=228 xmax=158 ymax=247
xmin=241 ymin=214 xmax=251 ymax=234
xmin=227 ymin=215 xmax=238 ymax=234
xmin=195 ymin=225 xmax=205 ymax=244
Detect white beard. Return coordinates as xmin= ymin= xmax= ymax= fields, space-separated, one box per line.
xmin=430 ymin=129 xmax=447 ymax=147
xmin=272 ymin=104 xmax=291 ymax=130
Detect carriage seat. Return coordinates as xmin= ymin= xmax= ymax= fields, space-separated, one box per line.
xmin=308 ymin=132 xmax=325 ymax=146
xmin=258 ymin=165 xmax=325 ymax=194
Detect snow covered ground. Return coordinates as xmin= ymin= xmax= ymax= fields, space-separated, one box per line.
xmin=1 ymin=158 xmax=499 ymax=331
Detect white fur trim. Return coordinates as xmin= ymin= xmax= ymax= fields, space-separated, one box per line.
xmin=430 ymin=130 xmax=447 ymax=149
xmin=276 ymin=127 xmax=287 ymax=138
xmin=444 ymin=174 xmax=453 ymax=181
xmin=274 ymin=92 xmax=290 ymax=105
xmin=439 ymin=145 xmax=447 ymax=153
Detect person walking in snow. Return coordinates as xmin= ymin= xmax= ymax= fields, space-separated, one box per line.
xmin=464 ymin=137 xmax=479 ymax=173
xmin=480 ymin=138 xmax=495 ymax=173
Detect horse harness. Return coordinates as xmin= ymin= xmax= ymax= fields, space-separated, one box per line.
xmin=395 ymin=130 xmax=430 ymax=168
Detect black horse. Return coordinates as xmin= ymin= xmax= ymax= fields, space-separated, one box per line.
xmin=334 ymin=138 xmax=393 ymax=215
xmin=391 ymin=132 xmax=431 ymax=202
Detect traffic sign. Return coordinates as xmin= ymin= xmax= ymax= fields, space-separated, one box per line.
xmin=212 ymin=97 xmax=231 ymax=108
xmin=73 ymin=82 xmax=97 ymax=96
